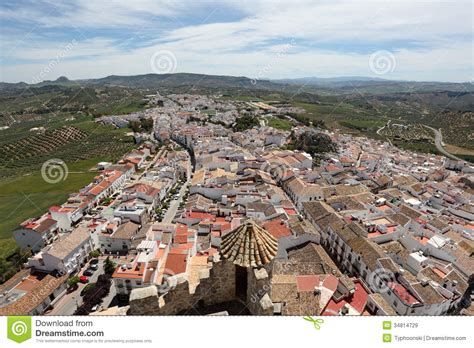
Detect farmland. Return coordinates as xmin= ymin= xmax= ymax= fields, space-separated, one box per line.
xmin=0 ymin=115 xmax=134 ymax=178
xmin=0 ymin=115 xmax=135 ymax=260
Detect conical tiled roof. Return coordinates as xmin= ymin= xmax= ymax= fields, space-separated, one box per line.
xmin=220 ymin=221 xmax=278 ymax=268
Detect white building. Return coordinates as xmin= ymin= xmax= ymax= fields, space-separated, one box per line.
xmin=112 ymin=241 xmax=169 ymax=297
xmin=27 ymin=227 xmax=94 ymax=274
xmin=13 ymin=215 xmax=58 ymax=253
xmin=99 ymin=221 xmax=140 ymax=254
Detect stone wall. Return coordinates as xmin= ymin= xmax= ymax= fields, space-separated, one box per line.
xmin=129 ymin=255 xmax=236 ymax=315
xmin=129 ymin=254 xmax=274 ymax=315
xmin=246 ymin=264 xmax=273 ymax=315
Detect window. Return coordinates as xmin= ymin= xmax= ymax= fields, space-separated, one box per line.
xmin=393 ymin=301 xmax=398 ymax=307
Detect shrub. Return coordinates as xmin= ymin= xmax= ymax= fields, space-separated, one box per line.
xmin=104 ymin=257 xmax=117 ymax=275
xmin=67 ymin=276 xmax=80 ymax=288
xmin=81 ymin=283 xmax=96 ymax=296
xmin=89 ymin=249 xmax=101 ymax=258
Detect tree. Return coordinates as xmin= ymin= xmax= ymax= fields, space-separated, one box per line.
xmin=140 ymin=118 xmax=154 ymax=131
xmin=129 ymin=120 xmax=141 ymax=132
xmin=233 ymin=115 xmax=259 ymax=132
xmin=67 ymin=276 xmax=80 ymax=288
xmin=81 ymin=283 xmax=96 ymax=296
xmin=104 ymin=257 xmax=117 ymax=275
xmin=0 ymin=248 xmax=32 ymax=283
xmin=89 ymin=249 xmax=101 ymax=258
xmin=290 ymin=130 xmax=337 ymax=156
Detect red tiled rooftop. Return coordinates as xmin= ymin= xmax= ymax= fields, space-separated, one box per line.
xmin=433 ymin=267 xmax=447 ymax=279
xmin=376 ymin=204 xmax=391 ymax=212
xmin=174 ymin=234 xmax=189 ymax=244
xmin=296 ymin=275 xmax=320 ymax=292
xmin=417 ymin=236 xmax=430 ymax=245
xmin=322 ymin=274 xmax=339 ymax=292
xmin=176 ymin=243 xmax=193 ymax=250
xmin=262 ymin=219 xmax=292 ymax=239
xmin=188 ymin=212 xmax=214 ymax=220
xmin=164 ymin=253 xmax=187 ymax=275
xmin=176 ymin=224 xmax=189 ymax=235
xmin=14 ymin=274 xmax=45 ymax=291
xmin=388 ymin=282 xmax=419 ymax=305
xmin=112 ymin=262 xmax=145 ymax=279
xmin=323 ymin=282 xmax=368 ymax=315
xmin=326 ymin=164 xmax=341 ymax=172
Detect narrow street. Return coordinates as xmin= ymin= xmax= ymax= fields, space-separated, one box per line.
xmin=162 ymin=181 xmax=189 ymax=223
xmin=47 ymin=259 xmax=105 ymax=316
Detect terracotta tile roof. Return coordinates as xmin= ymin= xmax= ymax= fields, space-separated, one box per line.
xmin=112 ymin=221 xmax=139 ymax=239
xmin=262 ymin=218 xmax=292 ymax=239
xmin=164 ymin=253 xmax=188 ymax=275
xmin=220 ymin=221 xmax=278 ymax=268
xmin=296 ymin=275 xmax=320 ymax=292
xmin=47 ymin=226 xmax=90 ymax=260
xmin=322 ymin=282 xmax=368 ymax=315
xmin=0 ymin=272 xmax=67 ymax=315
xmin=34 ymin=218 xmax=57 ymax=234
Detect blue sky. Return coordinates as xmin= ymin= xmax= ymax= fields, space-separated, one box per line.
xmin=0 ymin=0 xmax=472 ymax=83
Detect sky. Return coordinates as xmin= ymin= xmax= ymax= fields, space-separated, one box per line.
xmin=0 ymin=0 xmax=472 ymax=83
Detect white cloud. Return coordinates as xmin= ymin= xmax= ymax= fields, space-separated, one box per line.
xmin=2 ymin=40 xmax=471 ymax=83
xmin=0 ymin=0 xmax=472 ymax=82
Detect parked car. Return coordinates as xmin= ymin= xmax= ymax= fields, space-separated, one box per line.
xmin=90 ymin=258 xmax=99 ymax=265
xmin=79 ymin=276 xmax=89 ymax=283
xmin=89 ymin=263 xmax=99 ymax=271
xmin=83 ymin=268 xmax=95 ymax=276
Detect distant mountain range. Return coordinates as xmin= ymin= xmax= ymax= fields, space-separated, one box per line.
xmin=275 ymin=76 xmax=389 ymax=83
xmin=0 ymin=73 xmax=280 ymax=91
xmin=1 ymin=73 xmax=473 ymax=95
xmin=273 ymin=76 xmax=473 ymax=93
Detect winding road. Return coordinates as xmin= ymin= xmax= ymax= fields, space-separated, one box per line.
xmin=423 ymin=125 xmax=464 ymax=161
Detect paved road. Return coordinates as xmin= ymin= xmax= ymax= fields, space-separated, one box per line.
xmin=47 ymin=260 xmax=105 ymax=315
xmin=424 ymin=125 xmax=464 ymax=161
xmin=376 ymin=120 xmax=391 ymax=135
xmin=138 ymin=147 xmax=166 ymax=179
xmin=162 ymin=180 xmax=189 ymax=223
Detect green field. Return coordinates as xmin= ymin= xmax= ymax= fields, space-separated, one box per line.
xmin=339 ymin=118 xmax=386 ymax=132
xmin=0 ymin=157 xmax=113 ymax=257
xmin=266 ymin=117 xmax=294 ymax=131
xmin=0 ymin=116 xmax=135 ymax=262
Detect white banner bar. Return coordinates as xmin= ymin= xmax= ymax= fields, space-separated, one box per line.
xmin=0 ymin=316 xmax=471 ymax=347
